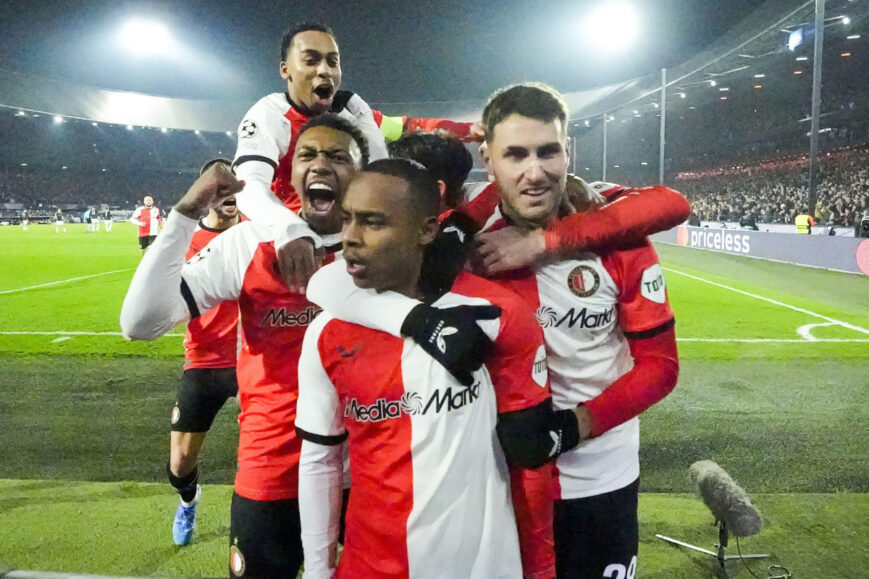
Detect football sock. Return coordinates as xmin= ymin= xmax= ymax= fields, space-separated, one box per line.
xmin=167 ymin=462 xmax=199 ymax=503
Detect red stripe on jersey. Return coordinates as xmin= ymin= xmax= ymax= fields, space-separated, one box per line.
xmin=318 ymin=322 xmax=413 ymax=579
xmin=183 ymin=226 xmax=239 ymax=369
xmin=269 ymin=108 xmax=310 ymax=213
xmin=233 ymin=242 xmax=336 ymax=501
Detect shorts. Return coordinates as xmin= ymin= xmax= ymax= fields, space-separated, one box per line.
xmin=170 ymin=367 xmax=238 ymax=433
xmin=554 ymin=478 xmax=639 ymax=579
xmin=229 ymin=493 xmax=303 ymax=578
xmin=138 ymin=235 xmax=157 ymax=249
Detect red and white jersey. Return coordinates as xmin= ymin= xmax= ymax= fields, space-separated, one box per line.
xmin=181 ymin=220 xmax=341 ymax=501
xmin=482 ymin=207 xmax=674 ymax=499
xmin=181 ymin=222 xmax=240 ymax=369
xmin=296 ymin=272 xmax=549 ymax=579
xmin=233 ymin=91 xmax=389 ymax=212
xmin=132 ymin=206 xmax=162 ymax=237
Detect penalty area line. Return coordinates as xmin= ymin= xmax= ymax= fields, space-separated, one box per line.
xmin=663 ymin=267 xmax=869 ymax=337
xmin=0 ymin=268 xmax=136 ymax=295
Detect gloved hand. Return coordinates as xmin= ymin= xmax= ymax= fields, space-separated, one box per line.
xmin=401 ymin=303 xmax=502 ymax=386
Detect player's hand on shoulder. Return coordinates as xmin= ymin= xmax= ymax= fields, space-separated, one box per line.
xmin=278 ymin=237 xmax=324 ymax=294
xmin=174 ymin=164 xmax=245 ymax=219
xmin=565 ymin=174 xmax=606 ymax=213
xmin=401 ymin=303 xmax=502 ymax=386
xmin=471 ymin=226 xmax=546 ymax=275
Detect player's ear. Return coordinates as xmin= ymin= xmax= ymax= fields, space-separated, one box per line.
xmin=436 ymin=180 xmax=447 ymax=203
xmin=279 ymin=61 xmax=291 ymax=81
xmin=480 ymin=142 xmax=494 ymax=179
xmin=419 ymin=215 xmax=439 ymax=246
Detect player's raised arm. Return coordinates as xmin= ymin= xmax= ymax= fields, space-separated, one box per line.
xmin=120 ymin=165 xmax=246 ymax=340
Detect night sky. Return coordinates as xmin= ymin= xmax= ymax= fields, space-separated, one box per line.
xmin=0 ymin=0 xmax=764 ymax=106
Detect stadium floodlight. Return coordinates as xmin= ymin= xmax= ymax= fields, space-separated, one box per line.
xmin=119 ymin=19 xmax=173 ymax=56
xmin=91 ymin=121 xmax=98 ymax=126
xmin=194 ymin=130 xmax=201 ymax=135
xmin=580 ymin=2 xmax=640 ymax=52
xmin=62 ymin=166 xmax=68 ymax=170
xmin=584 ymin=120 xmax=590 ymax=126
xmin=16 ymin=110 xmax=26 ymax=116
xmin=53 ymin=115 xmax=63 ymax=124
xmin=20 ymin=163 xmax=28 ymax=167
xmin=847 ymin=34 xmax=860 ymax=39
xmin=842 ymin=16 xmax=850 ymax=25
xmin=754 ymin=74 xmax=765 ymax=78
xmin=795 ymin=56 xmax=808 ymax=61
xmin=161 ymin=127 xmax=168 ymax=133
xmin=126 ymin=124 xmax=134 ymax=130
xmin=709 ymin=80 xmax=717 ymax=87
xmin=226 ymin=131 xmax=233 ymax=136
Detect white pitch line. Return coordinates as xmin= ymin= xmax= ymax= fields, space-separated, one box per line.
xmin=0 ymin=331 xmax=184 ymax=337
xmin=664 ymin=267 xmax=869 ymax=337
xmin=0 ymin=268 xmax=136 ymax=295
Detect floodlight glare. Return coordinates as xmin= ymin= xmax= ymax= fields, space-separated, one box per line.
xmin=581 ymin=2 xmax=640 ymax=52
xmin=842 ymin=16 xmax=850 ymax=25
xmin=119 ymin=19 xmax=172 ymax=55
xmin=53 ymin=115 xmax=63 ymax=124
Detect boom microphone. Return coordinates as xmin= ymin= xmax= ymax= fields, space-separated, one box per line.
xmin=689 ymin=460 xmax=763 ymax=537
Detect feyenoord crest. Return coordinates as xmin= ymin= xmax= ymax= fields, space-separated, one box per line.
xmin=240 ymin=120 xmax=257 ymax=138
xmin=229 ymin=545 xmax=246 ymax=576
xmin=567 ymin=265 xmax=600 ymax=297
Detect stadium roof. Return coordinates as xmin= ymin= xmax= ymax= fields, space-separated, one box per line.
xmin=0 ymin=0 xmax=864 ymax=130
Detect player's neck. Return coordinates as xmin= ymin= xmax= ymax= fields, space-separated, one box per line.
xmin=204 ymin=213 xmax=239 ymax=231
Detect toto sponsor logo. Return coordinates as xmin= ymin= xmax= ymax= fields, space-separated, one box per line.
xmin=689 ymin=229 xmax=751 ymax=254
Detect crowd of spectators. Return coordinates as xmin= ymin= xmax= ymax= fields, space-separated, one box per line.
xmin=675 ymin=145 xmax=869 ymax=228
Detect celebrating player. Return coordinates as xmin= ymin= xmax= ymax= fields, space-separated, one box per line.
xmin=307 ymin=83 xmax=681 ymax=579
xmin=121 ymin=116 xmax=495 ymax=577
xmin=167 ymin=158 xmax=242 ymax=546
xmin=233 ymin=22 xmax=481 ymax=293
xmin=296 ymin=158 xmax=588 ymax=579
xmin=130 ymin=196 xmax=162 ymax=253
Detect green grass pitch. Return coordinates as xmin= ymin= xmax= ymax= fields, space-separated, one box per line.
xmin=0 ymin=222 xmax=867 ymax=577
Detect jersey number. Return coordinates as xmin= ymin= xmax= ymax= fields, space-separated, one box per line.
xmin=602 ymin=556 xmax=637 ymax=579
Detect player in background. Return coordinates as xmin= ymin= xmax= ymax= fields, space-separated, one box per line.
xmin=297 ymin=159 xmax=588 ymax=579
xmin=54 ymin=208 xmax=66 ymax=233
xmin=130 ymin=196 xmax=162 ymax=254
xmin=92 ymin=209 xmax=102 ymax=232
xmin=167 ymin=158 xmax=242 ymax=546
xmin=20 ymin=209 xmax=29 ymax=231
xmin=306 ymin=83 xmax=681 ymax=579
xmin=233 ymin=22 xmax=483 ymax=294
xmin=121 ymin=116 xmax=496 ymax=577
xmin=102 ymin=208 xmax=113 ymax=232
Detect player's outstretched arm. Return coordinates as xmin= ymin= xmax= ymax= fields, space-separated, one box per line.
xmin=306 ymin=262 xmax=499 ymax=385
xmin=473 ymin=183 xmax=691 ymax=275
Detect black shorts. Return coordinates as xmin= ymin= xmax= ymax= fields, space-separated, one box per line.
xmin=170 ymin=367 xmax=238 ymax=433
xmin=229 ymin=493 xmax=303 ymax=578
xmin=554 ymin=478 xmax=639 ymax=579
xmin=138 ymin=235 xmax=157 ymax=249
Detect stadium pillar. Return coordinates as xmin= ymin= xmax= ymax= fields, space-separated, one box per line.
xmin=602 ymin=113 xmax=608 ymax=182
xmin=659 ymin=68 xmax=667 ymax=185
xmin=808 ymin=0 xmax=825 ymax=216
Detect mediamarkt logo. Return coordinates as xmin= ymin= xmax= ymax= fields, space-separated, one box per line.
xmin=536 ymin=305 xmax=615 ymax=330
xmin=344 ymin=384 xmax=480 ymax=423
xmin=262 ymin=305 xmax=321 ymax=327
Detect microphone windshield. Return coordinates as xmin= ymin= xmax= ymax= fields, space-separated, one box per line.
xmin=690 ymin=460 xmax=763 ymax=537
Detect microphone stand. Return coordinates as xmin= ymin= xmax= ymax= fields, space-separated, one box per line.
xmin=656 ymin=519 xmax=769 ymax=571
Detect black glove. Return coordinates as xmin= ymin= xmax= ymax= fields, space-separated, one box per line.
xmin=401 ymin=303 xmax=502 ymax=386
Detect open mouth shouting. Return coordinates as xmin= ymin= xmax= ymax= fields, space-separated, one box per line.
xmin=305 ymin=181 xmax=337 ymax=216
xmin=312 ymin=83 xmax=334 ymax=107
